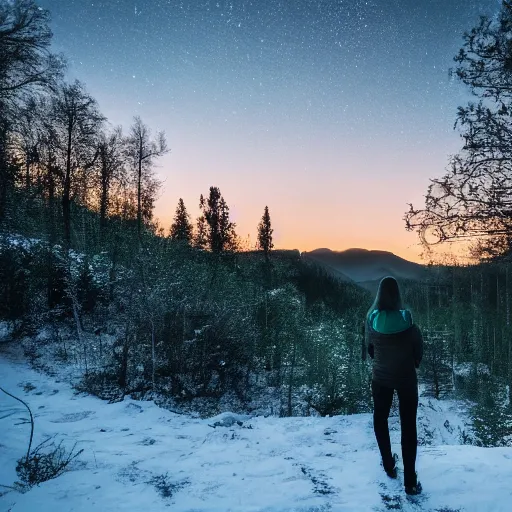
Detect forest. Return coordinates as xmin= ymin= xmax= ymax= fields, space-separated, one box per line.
xmin=1 ymin=0 xmax=512 ymax=448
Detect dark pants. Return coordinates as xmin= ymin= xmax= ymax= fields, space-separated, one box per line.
xmin=371 ymin=380 xmax=418 ymax=487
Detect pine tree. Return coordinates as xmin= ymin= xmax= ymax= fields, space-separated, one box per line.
xmin=200 ymin=187 xmax=237 ymax=253
xmin=170 ymin=198 xmax=193 ymax=243
xmin=257 ymin=206 xmax=274 ymax=260
xmin=218 ymin=196 xmax=238 ymax=252
xmin=194 ymin=214 xmax=208 ymax=249
xmin=203 ymin=187 xmax=221 ymax=252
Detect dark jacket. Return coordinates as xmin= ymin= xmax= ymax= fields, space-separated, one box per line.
xmin=362 ymin=313 xmax=423 ymax=389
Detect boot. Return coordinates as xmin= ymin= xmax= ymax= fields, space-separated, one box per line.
xmin=404 ymin=473 xmax=422 ymax=495
xmin=384 ymin=453 xmax=399 ymax=479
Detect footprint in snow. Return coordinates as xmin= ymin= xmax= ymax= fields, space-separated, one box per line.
xmin=125 ymin=403 xmax=143 ymax=414
xmin=378 ymin=482 xmax=434 ymax=512
xmin=378 ymin=482 xmax=403 ymax=511
xmin=50 ymin=410 xmax=93 ymax=423
xmin=380 ymin=492 xmax=403 ymax=510
xmin=138 ymin=437 xmax=156 ymax=446
xmin=117 ymin=461 xmax=152 ymax=485
xmin=297 ymin=464 xmax=337 ymax=496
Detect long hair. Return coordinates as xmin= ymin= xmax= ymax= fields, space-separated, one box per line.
xmin=367 ymin=276 xmax=403 ymax=318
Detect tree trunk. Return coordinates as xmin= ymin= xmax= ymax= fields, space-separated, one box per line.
xmin=506 ymin=264 xmax=512 ymax=406
xmin=63 ymin=120 xmax=73 ymax=248
xmin=150 ymin=318 xmax=156 ymax=391
xmin=509 ymin=334 xmax=512 ymax=407
xmin=119 ymin=331 xmax=130 ymax=390
xmin=46 ymin=154 xmax=57 ymax=308
xmin=0 ymin=121 xmax=10 ymax=226
xmin=25 ymin=151 xmax=31 ymax=189
xmin=287 ymin=341 xmax=296 ymax=417
xmin=426 ymin=284 xmax=430 ymax=330
xmin=108 ymin=238 xmax=118 ymax=303
xmin=180 ymin=307 xmax=186 ymax=375
xmin=493 ymin=326 xmax=497 ymax=374
xmin=72 ymin=293 xmax=87 ymax=376
xmin=480 ymin=270 xmax=485 ymax=364
xmin=451 ymin=267 xmax=457 ymax=380
xmin=137 ymin=140 xmax=143 ymax=242
xmin=99 ymin=147 xmax=109 ymax=240
xmin=264 ymin=291 xmax=272 ymax=371
xmin=506 ymin=264 xmax=510 ymax=328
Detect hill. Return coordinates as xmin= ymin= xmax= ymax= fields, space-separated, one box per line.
xmin=302 ymin=248 xmax=428 ymax=292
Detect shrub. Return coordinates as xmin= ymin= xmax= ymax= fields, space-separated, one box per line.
xmin=15 ymin=437 xmax=83 ymax=490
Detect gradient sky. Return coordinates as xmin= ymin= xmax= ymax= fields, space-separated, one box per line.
xmin=38 ymin=0 xmax=500 ymax=262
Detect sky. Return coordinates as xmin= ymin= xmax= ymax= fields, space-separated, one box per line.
xmin=37 ymin=0 xmax=501 ymax=262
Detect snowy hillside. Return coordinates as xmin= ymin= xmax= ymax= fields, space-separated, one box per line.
xmin=1 ymin=344 xmax=511 ymax=512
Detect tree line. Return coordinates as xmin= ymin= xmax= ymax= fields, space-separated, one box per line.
xmin=0 ymin=1 xmax=274 ymax=255
xmin=0 ymin=0 xmax=370 ymax=419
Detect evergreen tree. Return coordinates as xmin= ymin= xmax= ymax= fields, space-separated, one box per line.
xmin=219 ymin=196 xmax=238 ymax=252
xmin=194 ymin=214 xmax=208 ymax=249
xmin=203 ymin=187 xmax=221 ymax=253
xmin=257 ymin=206 xmax=274 ymax=259
xmin=170 ymin=198 xmax=193 ymax=243
xmin=195 ymin=193 xmax=208 ymax=249
xmin=422 ymin=329 xmax=453 ymax=399
xmin=200 ymin=187 xmax=237 ymax=253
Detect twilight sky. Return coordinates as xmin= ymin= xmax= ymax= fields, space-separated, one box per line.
xmin=38 ymin=0 xmax=500 ymax=262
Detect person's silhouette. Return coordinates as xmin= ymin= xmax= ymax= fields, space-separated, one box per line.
xmin=362 ymin=276 xmax=424 ymax=495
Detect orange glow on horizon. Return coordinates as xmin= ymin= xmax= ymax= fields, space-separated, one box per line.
xmin=154 ymin=205 xmax=472 ymax=266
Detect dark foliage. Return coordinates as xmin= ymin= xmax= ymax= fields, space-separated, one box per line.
xmin=0 ymin=243 xmax=31 ymax=321
xmin=257 ymin=205 xmax=273 ymax=259
xmin=170 ymin=198 xmax=193 ymax=243
xmin=421 ymin=330 xmax=453 ymax=399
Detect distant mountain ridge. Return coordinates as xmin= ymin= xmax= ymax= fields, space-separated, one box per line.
xmin=302 ymin=248 xmax=427 ymax=292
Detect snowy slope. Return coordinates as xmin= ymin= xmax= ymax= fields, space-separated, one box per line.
xmin=1 ymin=345 xmax=512 ymax=512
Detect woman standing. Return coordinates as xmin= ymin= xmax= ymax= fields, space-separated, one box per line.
xmin=362 ymin=276 xmax=424 ymax=495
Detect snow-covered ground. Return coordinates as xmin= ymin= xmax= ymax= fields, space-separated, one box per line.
xmin=1 ymin=344 xmax=512 ymax=512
